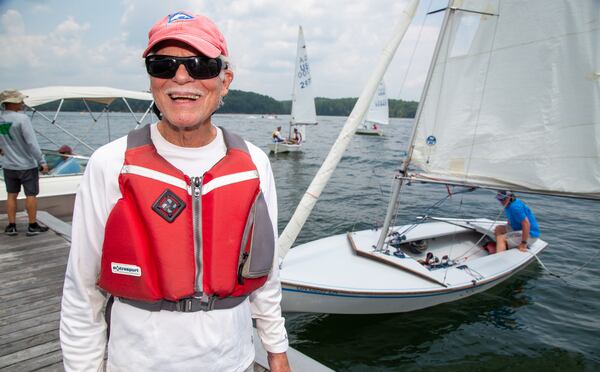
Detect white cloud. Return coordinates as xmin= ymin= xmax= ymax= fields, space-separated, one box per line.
xmin=1 ymin=9 xmax=25 ymax=35
xmin=1 ymin=0 xmax=442 ymax=100
xmin=32 ymin=4 xmax=52 ymax=14
xmin=55 ymin=16 xmax=90 ymax=34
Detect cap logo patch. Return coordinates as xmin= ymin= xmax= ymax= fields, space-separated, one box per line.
xmin=152 ymin=189 xmax=186 ymax=223
xmin=168 ymin=12 xmax=194 ymax=23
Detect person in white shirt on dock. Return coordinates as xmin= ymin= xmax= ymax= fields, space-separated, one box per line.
xmin=59 ymin=11 xmax=290 ymax=372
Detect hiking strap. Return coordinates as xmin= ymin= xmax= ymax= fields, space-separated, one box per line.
xmin=119 ymin=295 xmax=247 ymax=312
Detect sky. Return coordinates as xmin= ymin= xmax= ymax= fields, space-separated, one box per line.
xmin=0 ymin=0 xmax=448 ymax=101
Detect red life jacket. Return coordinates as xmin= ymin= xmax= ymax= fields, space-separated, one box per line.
xmin=96 ymin=126 xmax=275 ymax=310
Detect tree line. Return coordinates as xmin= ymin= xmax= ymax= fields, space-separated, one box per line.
xmin=32 ymin=89 xmax=418 ymax=118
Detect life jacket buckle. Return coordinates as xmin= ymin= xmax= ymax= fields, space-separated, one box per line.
xmin=189 ymin=293 xmax=215 ymax=312
xmin=175 ymin=298 xmax=193 ymax=312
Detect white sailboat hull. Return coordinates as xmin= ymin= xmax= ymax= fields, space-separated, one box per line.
xmin=355 ymin=127 xmax=383 ymax=136
xmin=281 ymin=219 xmax=548 ymax=314
xmin=268 ymin=142 xmax=302 ymax=153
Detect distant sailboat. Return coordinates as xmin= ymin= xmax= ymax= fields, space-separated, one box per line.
xmin=356 ymin=80 xmax=388 ymax=136
xmin=279 ymin=0 xmax=600 ymax=314
xmin=269 ymin=26 xmax=317 ymax=153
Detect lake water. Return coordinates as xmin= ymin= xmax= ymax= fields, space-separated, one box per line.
xmin=35 ymin=112 xmax=600 ymax=371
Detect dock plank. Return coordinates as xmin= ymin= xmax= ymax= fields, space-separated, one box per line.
xmin=0 ymin=340 xmax=61 ymax=369
xmin=0 ymin=213 xmax=67 ymax=371
xmin=0 ymin=330 xmax=58 ymax=358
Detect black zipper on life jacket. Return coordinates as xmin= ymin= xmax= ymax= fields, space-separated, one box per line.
xmin=190 ymin=176 xmax=203 ymax=293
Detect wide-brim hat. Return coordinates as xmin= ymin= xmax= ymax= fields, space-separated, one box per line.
xmin=0 ymin=89 xmax=27 ymax=104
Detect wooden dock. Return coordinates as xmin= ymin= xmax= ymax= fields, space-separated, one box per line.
xmin=0 ymin=212 xmax=332 ymax=372
xmin=0 ymin=213 xmax=67 ymax=371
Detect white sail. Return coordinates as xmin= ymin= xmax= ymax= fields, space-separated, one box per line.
xmin=365 ymin=80 xmax=389 ymax=125
xmin=291 ymin=26 xmax=317 ymax=125
xmin=278 ymin=0 xmax=419 ymax=258
xmin=408 ymin=0 xmax=600 ymax=199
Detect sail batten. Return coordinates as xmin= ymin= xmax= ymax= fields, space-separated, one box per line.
xmin=408 ymin=0 xmax=600 ymax=198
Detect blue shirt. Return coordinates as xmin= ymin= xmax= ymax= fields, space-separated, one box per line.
xmin=51 ymin=157 xmax=82 ymax=175
xmin=505 ymin=198 xmax=540 ymax=237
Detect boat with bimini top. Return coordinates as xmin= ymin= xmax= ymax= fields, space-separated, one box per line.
xmin=0 ymin=86 xmax=154 ymax=217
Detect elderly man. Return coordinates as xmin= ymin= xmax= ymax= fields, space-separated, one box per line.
xmin=60 ymin=12 xmax=290 ymax=372
xmin=494 ymin=191 xmax=540 ymax=253
xmin=0 ymin=89 xmax=49 ymax=236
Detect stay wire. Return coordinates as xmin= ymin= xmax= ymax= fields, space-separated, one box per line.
xmin=528 ymin=246 xmax=600 ymax=285
xmin=395 ymin=0 xmax=433 ymax=99
xmin=388 ymin=186 xmax=476 ymax=246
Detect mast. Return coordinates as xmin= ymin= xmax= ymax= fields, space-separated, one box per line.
xmin=375 ymin=2 xmax=456 ymax=251
xmin=278 ymin=0 xmax=420 ymax=260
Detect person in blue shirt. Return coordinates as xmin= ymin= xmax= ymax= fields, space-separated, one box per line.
xmin=50 ymin=145 xmax=82 ymax=175
xmin=494 ymin=191 xmax=540 ymax=253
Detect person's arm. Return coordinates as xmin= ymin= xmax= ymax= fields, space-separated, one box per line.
xmin=60 ymin=144 xmax=122 ymax=371
xmin=519 ymin=218 xmax=531 ymax=252
xmin=248 ymin=147 xmax=290 ymax=371
xmin=19 ymin=115 xmax=46 ymax=168
xmin=268 ymin=352 xmax=291 ymax=372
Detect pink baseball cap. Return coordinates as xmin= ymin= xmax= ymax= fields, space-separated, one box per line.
xmin=142 ymin=11 xmax=228 ymax=58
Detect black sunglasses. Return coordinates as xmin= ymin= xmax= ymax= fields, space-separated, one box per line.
xmin=145 ymin=55 xmax=224 ymax=80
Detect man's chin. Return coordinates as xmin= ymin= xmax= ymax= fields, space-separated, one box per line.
xmin=162 ymin=117 xmax=210 ymax=132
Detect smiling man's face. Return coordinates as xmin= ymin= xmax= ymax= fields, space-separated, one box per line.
xmin=150 ymin=40 xmax=233 ymax=131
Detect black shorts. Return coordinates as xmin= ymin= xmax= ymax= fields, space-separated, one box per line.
xmin=3 ymin=167 xmax=40 ymax=196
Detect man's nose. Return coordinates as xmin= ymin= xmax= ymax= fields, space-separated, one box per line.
xmin=173 ymin=64 xmax=193 ymax=83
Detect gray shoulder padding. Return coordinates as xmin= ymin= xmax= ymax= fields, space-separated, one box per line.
xmin=126 ymin=124 xmax=152 ymax=149
xmin=220 ymin=127 xmax=249 ymax=153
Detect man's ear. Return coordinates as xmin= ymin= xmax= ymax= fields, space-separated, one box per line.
xmin=221 ymin=70 xmax=234 ymax=97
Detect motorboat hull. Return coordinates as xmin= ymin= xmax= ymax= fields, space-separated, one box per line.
xmin=0 ymin=173 xmax=82 ymax=219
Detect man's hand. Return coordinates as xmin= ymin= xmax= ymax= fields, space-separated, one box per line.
xmin=518 ymin=242 xmax=528 ymax=252
xmin=268 ymin=352 xmax=291 ymax=372
xmin=40 ymin=164 xmax=49 ymax=174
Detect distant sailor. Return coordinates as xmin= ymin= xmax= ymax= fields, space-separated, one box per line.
xmin=494 ymin=191 xmax=540 ymax=252
xmin=272 ymin=126 xmax=285 ymax=142
xmin=59 ymin=11 xmax=290 ymax=372
xmin=290 ymin=127 xmax=302 ymax=144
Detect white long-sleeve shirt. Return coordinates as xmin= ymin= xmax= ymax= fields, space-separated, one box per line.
xmin=60 ymin=125 xmax=288 ymax=372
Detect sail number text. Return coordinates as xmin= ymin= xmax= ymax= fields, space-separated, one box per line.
xmin=298 ymin=59 xmax=312 ymax=89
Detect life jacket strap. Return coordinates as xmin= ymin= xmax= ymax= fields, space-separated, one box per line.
xmin=119 ymin=294 xmax=247 ymax=312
